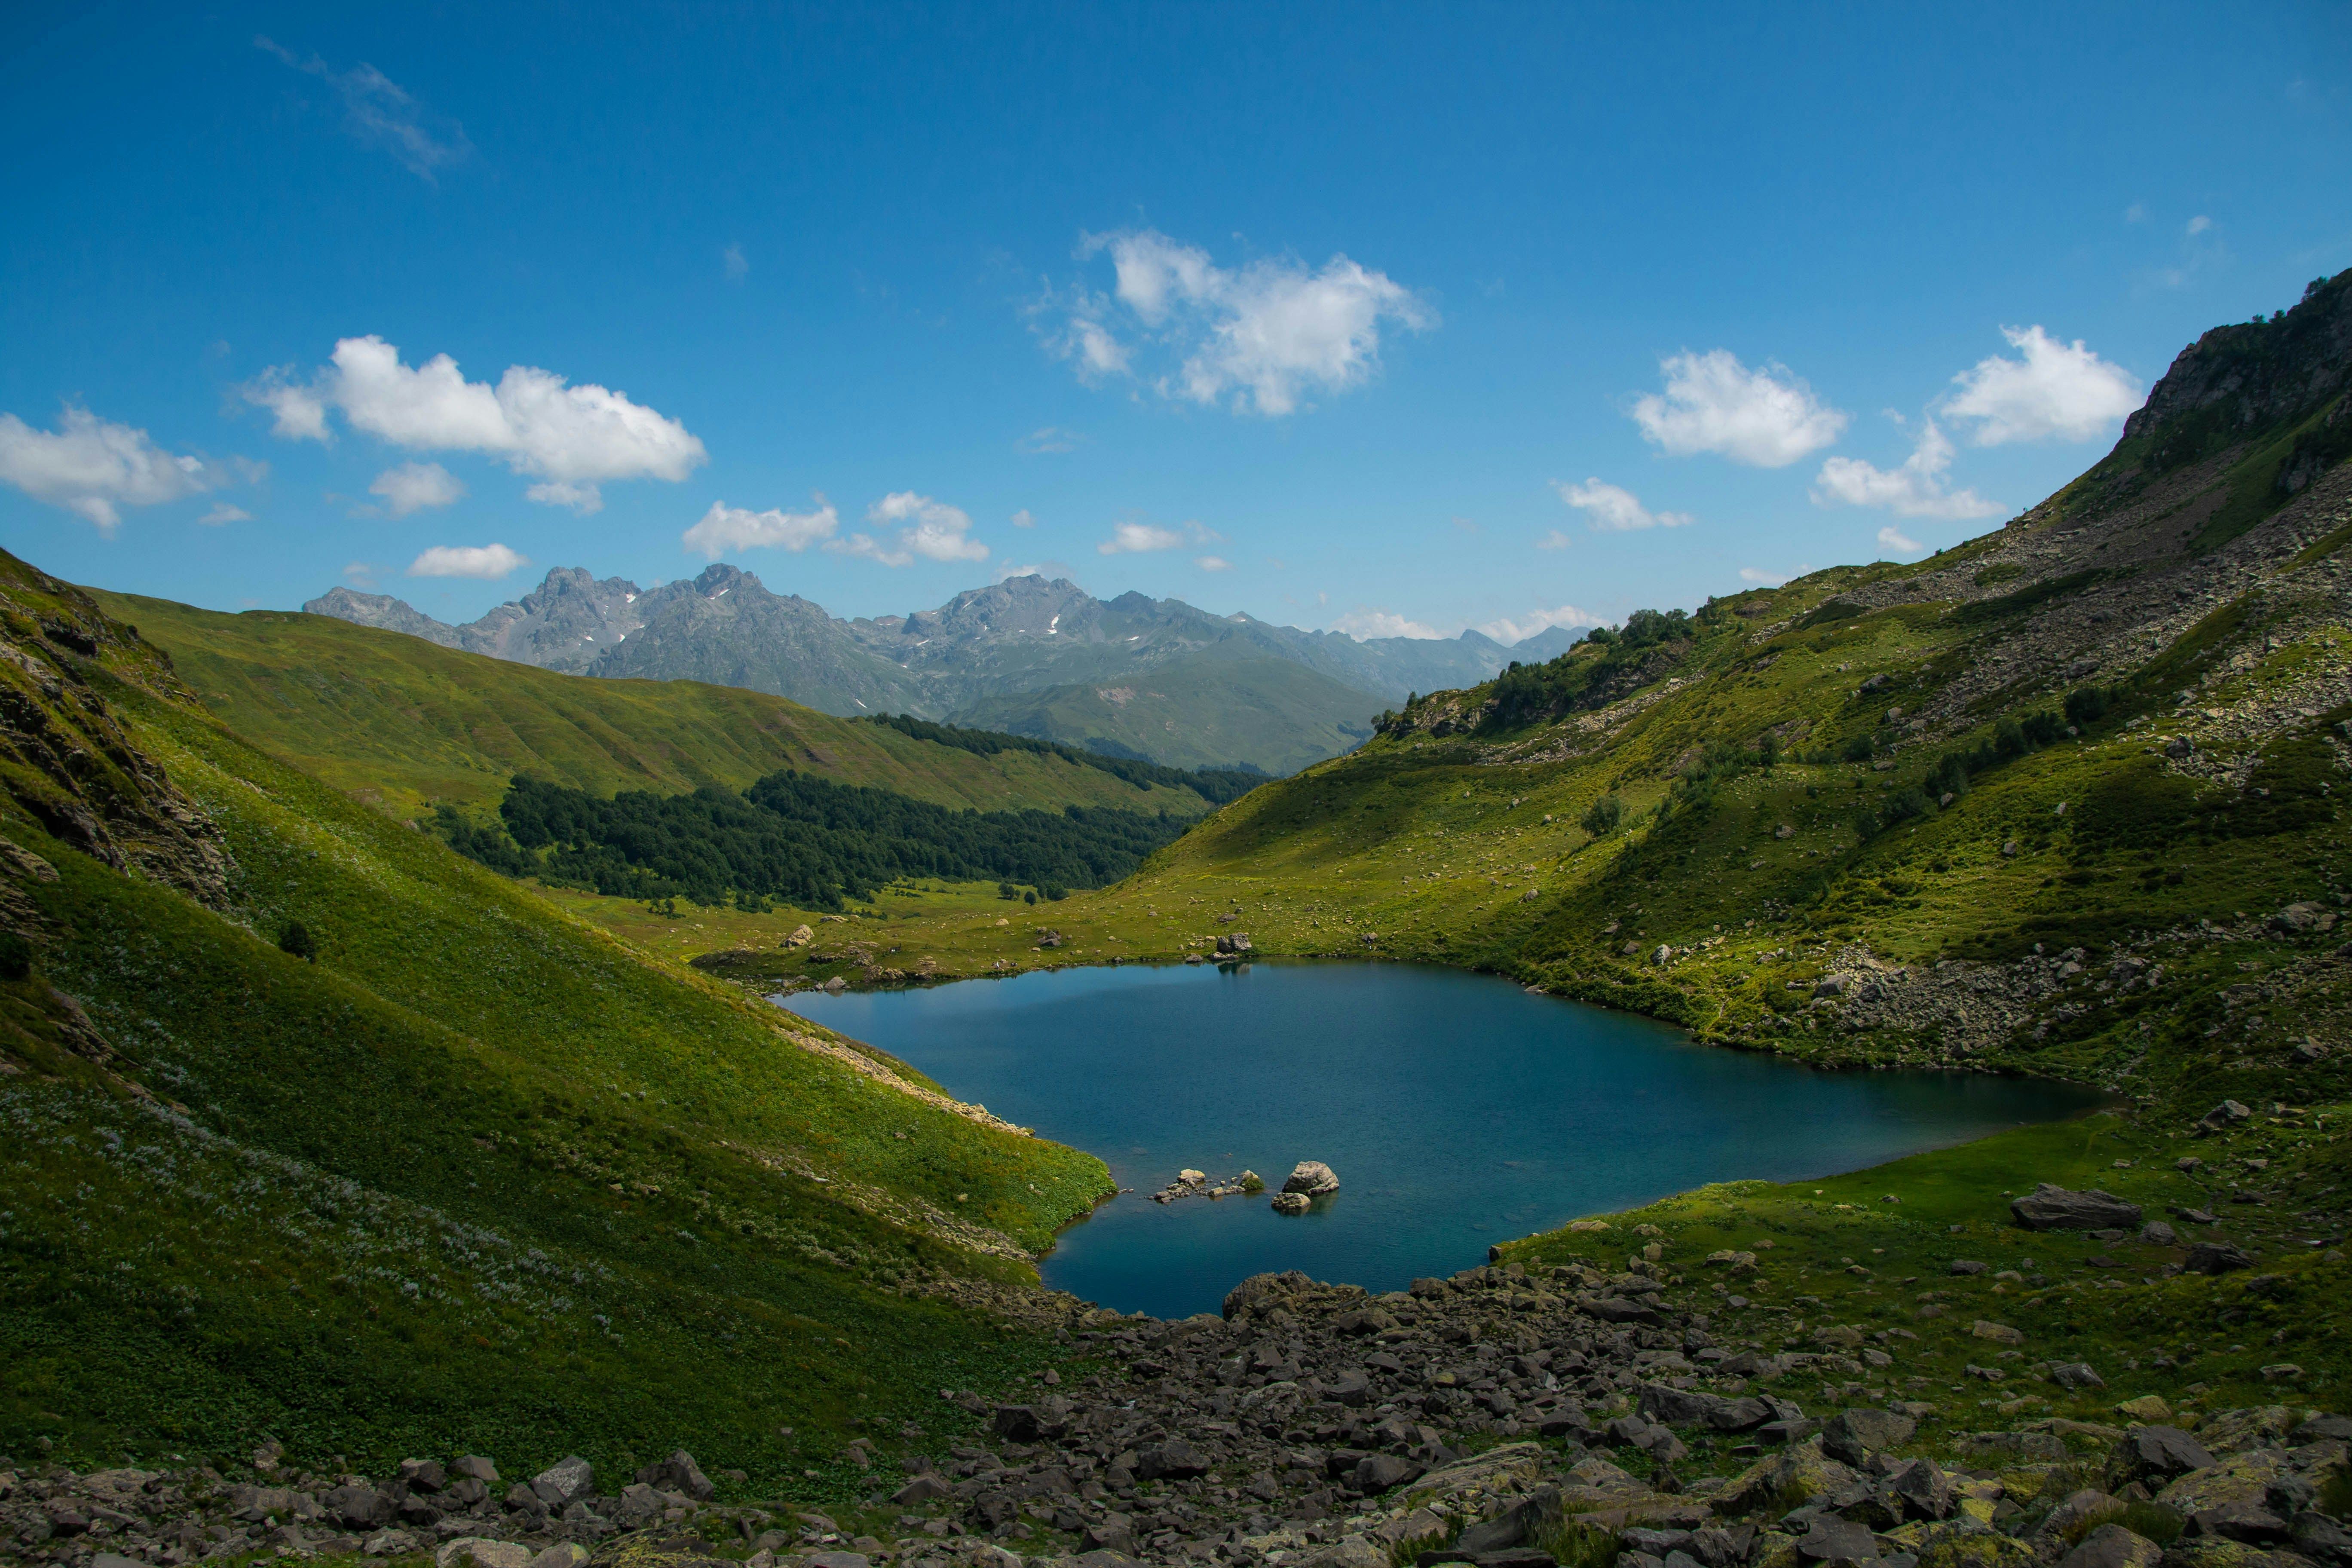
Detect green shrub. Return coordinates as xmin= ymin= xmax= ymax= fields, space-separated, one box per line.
xmin=1581 ymin=796 xmax=1624 ymax=836
xmin=277 ymin=922 xmax=316 ymax=962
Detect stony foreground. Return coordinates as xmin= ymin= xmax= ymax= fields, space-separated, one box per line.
xmin=4 ymin=1262 xmax=2347 ymax=1568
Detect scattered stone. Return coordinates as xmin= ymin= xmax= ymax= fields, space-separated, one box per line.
xmin=2184 ymin=1240 xmax=2255 ymax=1275
xmin=2058 ymin=1525 xmax=2163 ymax=1568
xmin=2011 ymin=1184 xmax=2143 ymax=1231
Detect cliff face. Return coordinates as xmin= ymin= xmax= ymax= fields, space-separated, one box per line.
xmin=2123 ymin=269 xmax=2352 ymax=453
xmin=0 ymin=551 xmax=232 ymax=912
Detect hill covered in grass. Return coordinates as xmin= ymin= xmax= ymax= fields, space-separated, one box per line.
xmin=0 ymin=550 xmax=1114 ymax=1484
xmin=806 ymin=275 xmax=2352 ymax=1408
xmin=89 ymin=589 xmax=1228 ymax=824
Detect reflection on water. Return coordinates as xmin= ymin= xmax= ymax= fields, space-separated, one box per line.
xmin=784 ymin=959 xmax=2102 ymax=1318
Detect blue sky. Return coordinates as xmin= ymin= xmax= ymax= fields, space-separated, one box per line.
xmin=3 ymin=3 xmax=2347 ymax=642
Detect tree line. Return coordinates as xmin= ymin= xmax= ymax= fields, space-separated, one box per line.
xmin=435 ymin=770 xmax=1191 ymax=910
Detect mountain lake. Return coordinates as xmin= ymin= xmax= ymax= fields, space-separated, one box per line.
xmin=781 ymin=959 xmax=2105 ymax=1318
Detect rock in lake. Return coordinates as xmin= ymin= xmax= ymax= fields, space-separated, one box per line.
xmin=1283 ymin=1160 xmax=1340 ymax=1196
xmin=1270 ymin=1191 xmax=1310 ymax=1215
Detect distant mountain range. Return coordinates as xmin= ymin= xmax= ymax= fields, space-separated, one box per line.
xmin=304 ymin=569 xmax=1581 ymax=773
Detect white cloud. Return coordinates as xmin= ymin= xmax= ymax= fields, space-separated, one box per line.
xmin=1877 ymin=525 xmax=1924 ymax=554
xmin=1554 ymin=477 xmax=1694 ymax=532
xmin=993 ymin=559 xmax=1076 ymax=584
xmin=1813 ymin=420 xmax=2003 ymax=521
xmin=245 ymin=335 xmax=706 ymax=514
xmin=1534 ymin=530 xmax=1571 ymax=551
xmin=368 ymin=459 xmax=465 ymax=517
xmin=2124 ymin=202 xmax=2147 ymax=224
xmin=1942 ymin=325 xmax=2143 ymax=445
xmin=1331 ymin=607 xmax=1443 ymax=640
xmin=409 ymin=542 xmax=526 ymax=579
xmin=1629 ymin=349 xmax=1848 ymax=467
xmin=723 ymin=242 xmax=748 ymax=280
xmin=827 ymin=492 xmax=988 ymax=567
xmin=0 ymin=406 xmax=224 ymax=533
xmin=255 ymin=37 xmax=471 ymax=182
xmin=1010 ymin=508 xmax=1036 ymax=528
xmin=1195 ymin=555 xmax=1231 ymax=572
xmin=2187 ymin=214 xmax=2212 ymax=236
xmin=1099 ymin=521 xmax=1186 ymax=555
xmin=1017 ymin=427 xmax=1084 ymax=454
xmin=199 ymin=503 xmax=252 ymax=525
xmin=682 ymin=496 xmax=840 ymax=558
xmin=1478 ymin=604 xmax=1603 ymax=643
xmin=1044 ymin=229 xmax=1435 ymax=416
xmin=1737 ymin=565 xmax=1811 ymax=585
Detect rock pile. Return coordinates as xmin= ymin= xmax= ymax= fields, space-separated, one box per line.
xmin=7 ymin=1264 xmax=2348 ymax=1568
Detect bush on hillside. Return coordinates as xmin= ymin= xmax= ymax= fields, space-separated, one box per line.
xmin=1581 ymin=796 xmax=1624 ymax=836
xmin=278 ymin=922 xmax=316 ymax=962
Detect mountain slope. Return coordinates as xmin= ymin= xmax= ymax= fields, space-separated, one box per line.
xmin=951 ymin=649 xmax=1381 ymax=774
xmin=1 ymin=548 xmax=1108 ymax=1475
xmin=92 ymin=589 xmax=1223 ymax=822
xmin=300 ymin=567 xmax=1563 ymax=772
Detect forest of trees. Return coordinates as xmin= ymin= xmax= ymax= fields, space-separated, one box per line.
xmin=860 ymin=712 xmax=1265 ymax=804
xmin=437 ymin=770 xmax=1191 ymax=910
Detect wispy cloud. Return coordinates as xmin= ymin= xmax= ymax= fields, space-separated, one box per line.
xmin=682 ymin=496 xmax=839 ymax=558
xmin=1332 ymin=607 xmax=1443 ymax=640
xmin=723 ymin=243 xmax=748 ymax=280
xmin=1813 ymin=420 xmax=2001 ymax=521
xmin=255 ymin=37 xmax=472 ymax=182
xmin=1943 ymin=326 xmax=2142 ymax=444
xmin=0 ymin=405 xmax=240 ymax=534
xmin=1017 ymin=426 xmax=1085 ymax=454
xmin=368 ymin=460 xmax=464 ymax=517
xmin=1038 ymin=228 xmax=1434 ymax=416
xmin=828 ymin=492 xmax=987 ymax=567
xmin=1554 ymin=477 xmax=1694 ymax=532
xmin=1478 ymin=604 xmax=1603 ymax=643
xmin=409 ymin=542 xmax=525 ymax=579
xmin=1629 ymin=349 xmax=1847 ymax=467
xmin=245 ymin=334 xmax=705 ymax=514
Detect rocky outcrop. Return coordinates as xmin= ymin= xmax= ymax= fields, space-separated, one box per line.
xmin=0 ymin=551 xmax=233 ymax=913
xmin=2010 ymin=1184 xmax=2144 ymax=1232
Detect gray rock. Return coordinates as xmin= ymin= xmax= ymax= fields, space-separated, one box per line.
xmin=2289 ymin=1414 xmax=2352 ymax=1443
xmin=2290 ymin=1512 xmax=2352 ymax=1565
xmin=1948 ymin=1260 xmax=1988 ymax=1275
xmin=1885 ymin=1459 xmax=1954 ymax=1522
xmin=1821 ymin=1409 xmax=1918 ymax=1466
xmin=2011 ymin=1183 xmax=2144 ymax=1231
xmin=894 ymin=1475 xmax=952 ymax=1505
xmin=326 ymin=1483 xmax=395 ymax=1530
xmin=2140 ymin=1222 xmax=2178 ymax=1246
xmin=2051 ymin=1362 xmax=2106 ymax=1389
xmin=451 ymin=1457 xmax=499 ymax=1483
xmin=805 ymin=1555 xmax=871 ymax=1568
xmin=2107 ymin=1426 xmax=2214 ymax=1489
xmin=1136 ymin=1439 xmax=1209 ymax=1479
xmin=400 ymin=1460 xmax=447 ymax=1493
xmin=1796 ymin=1515 xmax=1880 ymax=1563
xmin=530 ymin=1456 xmax=594 ymax=1509
xmin=1283 ymin=1161 xmax=1341 ymax=1196
xmin=631 ymin=1448 xmax=713 ymax=1502
xmin=2183 ymin=1240 xmax=2254 ymax=1275
xmin=1352 ymin=1453 xmax=1422 ymax=1493
xmin=2198 ymin=1099 xmax=2253 ymax=1131
xmin=2058 ymin=1526 xmax=2162 ymax=1568
xmin=1271 ymin=1191 xmax=1311 ymax=1214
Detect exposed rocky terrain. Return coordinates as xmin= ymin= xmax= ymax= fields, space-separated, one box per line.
xmin=8 ymin=1259 xmax=2345 ymax=1568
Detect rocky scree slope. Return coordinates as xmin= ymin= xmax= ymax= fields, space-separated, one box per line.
xmin=0 ymin=548 xmax=1112 ymax=1479
xmin=9 ymin=1256 xmax=2346 ymax=1568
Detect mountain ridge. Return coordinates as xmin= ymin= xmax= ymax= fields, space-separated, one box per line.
xmin=304 ymin=568 xmax=1578 ymax=771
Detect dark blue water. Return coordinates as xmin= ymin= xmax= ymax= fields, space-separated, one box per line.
xmin=782 ymin=961 xmax=2101 ymax=1319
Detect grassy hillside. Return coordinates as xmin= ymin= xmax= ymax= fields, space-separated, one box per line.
xmin=0 ymin=552 xmax=1111 ymax=1484
xmin=950 ymin=649 xmax=1381 ymax=775
xmin=92 ymin=590 xmax=1219 ymax=822
xmin=796 ymin=277 xmax=2352 ymax=1411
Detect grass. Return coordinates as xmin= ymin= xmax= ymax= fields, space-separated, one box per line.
xmin=91 ymin=590 xmax=1219 ymax=824
xmin=1 ymin=553 xmax=1112 ymax=1491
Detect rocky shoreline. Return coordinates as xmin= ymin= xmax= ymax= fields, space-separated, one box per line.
xmin=8 ymin=1261 xmax=2345 ymax=1568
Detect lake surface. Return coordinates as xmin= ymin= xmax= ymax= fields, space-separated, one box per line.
xmin=782 ymin=960 xmax=2102 ymax=1319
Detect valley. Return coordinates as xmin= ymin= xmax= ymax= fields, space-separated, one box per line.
xmin=1 ymin=274 xmax=2349 ymax=1568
